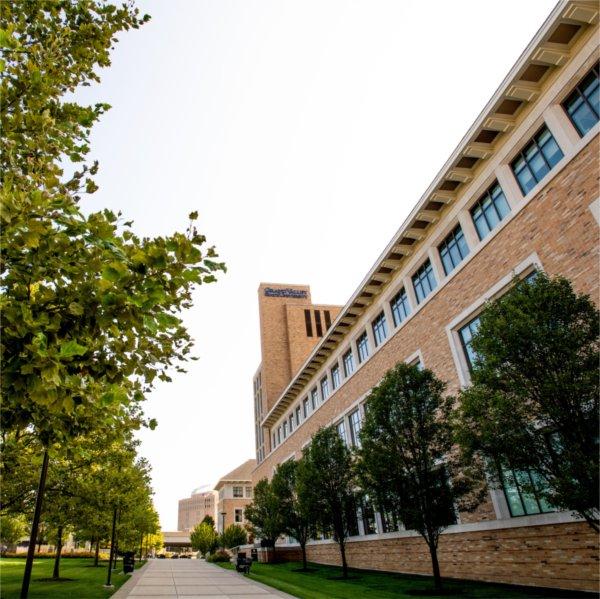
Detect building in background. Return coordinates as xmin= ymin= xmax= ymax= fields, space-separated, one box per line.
xmin=215 ymin=459 xmax=256 ymax=533
xmin=251 ymin=1 xmax=599 ymax=593
xmin=253 ymin=283 xmax=342 ymax=465
xmin=177 ymin=486 xmax=218 ymax=532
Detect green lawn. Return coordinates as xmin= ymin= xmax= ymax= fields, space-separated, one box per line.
xmin=0 ymin=557 xmax=144 ymax=599
xmin=218 ymin=561 xmax=591 ymax=599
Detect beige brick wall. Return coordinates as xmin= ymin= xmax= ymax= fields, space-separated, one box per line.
xmin=304 ymin=522 xmax=599 ymax=592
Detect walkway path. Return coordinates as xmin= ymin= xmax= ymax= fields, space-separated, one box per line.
xmin=112 ymin=558 xmax=294 ymax=598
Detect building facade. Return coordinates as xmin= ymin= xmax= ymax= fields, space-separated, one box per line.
xmin=215 ymin=459 xmax=256 ymax=533
xmin=253 ymin=283 xmax=342 ymax=464
xmin=252 ymin=1 xmax=599 ymax=592
xmin=177 ymin=486 xmax=218 ymax=532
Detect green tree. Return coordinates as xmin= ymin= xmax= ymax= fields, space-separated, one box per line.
xmin=190 ymin=521 xmax=218 ymax=556
xmin=1 ymin=2 xmax=225 ymax=595
xmin=272 ymin=459 xmax=317 ymax=571
xmin=200 ymin=514 xmax=215 ymax=528
xmin=358 ymin=363 xmax=482 ymax=591
xmin=220 ymin=524 xmax=247 ymax=549
xmin=244 ymin=478 xmax=284 ymax=558
xmin=454 ymin=274 xmax=599 ymax=531
xmin=0 ymin=514 xmax=27 ymax=550
xmin=302 ymin=426 xmax=357 ymax=579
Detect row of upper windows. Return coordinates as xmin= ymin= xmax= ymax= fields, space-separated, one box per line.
xmin=268 ymin=64 xmax=599 ymax=452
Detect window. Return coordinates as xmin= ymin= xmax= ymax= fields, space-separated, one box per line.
xmin=277 ymin=427 xmax=281 ymax=444
xmin=501 ymin=467 xmax=553 ymax=517
xmin=320 ymin=376 xmax=330 ymax=401
xmin=511 ymin=126 xmax=563 ymax=195
xmin=390 ymin=288 xmax=411 ymax=327
xmin=272 ymin=433 xmax=276 ymax=449
xmin=356 ymin=332 xmax=369 ymax=364
xmin=336 ymin=420 xmax=348 ymax=446
xmin=288 ymin=414 xmax=294 ymax=433
xmin=283 ymin=421 xmax=288 ymax=438
xmin=295 ymin=406 xmax=301 ymax=426
xmin=372 ymin=311 xmax=388 ymax=347
xmin=439 ymin=224 xmax=470 ymax=275
xmin=302 ymin=397 xmax=309 ymax=418
xmin=233 ymin=486 xmax=243 ymax=498
xmin=360 ymin=496 xmax=378 ymax=535
xmin=412 ymin=259 xmax=437 ymax=304
xmin=563 ymin=63 xmax=599 ymax=136
xmin=245 ymin=486 xmax=252 ymax=498
xmin=459 ymin=316 xmax=481 ymax=372
xmin=234 ymin=508 xmax=243 ymax=523
xmin=331 ymin=363 xmax=340 ymax=390
xmin=471 ymin=182 xmax=511 ymax=240
xmin=310 ymin=388 xmax=319 ymax=410
xmin=342 ymin=350 xmax=354 ymax=378
xmin=349 ymin=409 xmax=362 ymax=448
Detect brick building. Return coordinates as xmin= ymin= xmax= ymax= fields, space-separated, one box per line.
xmin=215 ymin=459 xmax=256 ymax=533
xmin=177 ymin=486 xmax=218 ymax=532
xmin=251 ymin=1 xmax=599 ymax=592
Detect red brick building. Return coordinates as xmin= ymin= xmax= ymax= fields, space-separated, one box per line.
xmin=251 ymin=1 xmax=599 ymax=592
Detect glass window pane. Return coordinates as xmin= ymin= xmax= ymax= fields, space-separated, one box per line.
xmin=516 ymin=165 xmax=536 ymax=195
xmin=515 ymin=470 xmax=541 ymax=515
xmin=502 ymin=469 xmax=525 ymax=516
xmin=528 ymin=152 xmax=549 ymax=182
xmin=539 ymin=137 xmax=563 ymax=168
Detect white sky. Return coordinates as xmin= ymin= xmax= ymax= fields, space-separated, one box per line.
xmin=75 ymin=0 xmax=557 ymax=530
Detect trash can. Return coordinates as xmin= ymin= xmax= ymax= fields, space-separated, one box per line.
xmin=250 ymin=548 xmax=258 ymax=562
xmin=123 ymin=551 xmax=135 ymax=574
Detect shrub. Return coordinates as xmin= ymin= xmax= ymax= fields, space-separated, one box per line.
xmin=206 ymin=550 xmax=231 ymax=563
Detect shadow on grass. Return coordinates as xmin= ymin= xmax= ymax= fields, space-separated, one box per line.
xmin=326 ymin=575 xmax=363 ymax=581
xmin=407 ymin=589 xmax=464 ymax=596
xmin=36 ymin=577 xmax=75 ymax=582
xmin=291 ymin=567 xmax=319 ymax=573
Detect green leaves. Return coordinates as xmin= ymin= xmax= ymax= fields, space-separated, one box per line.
xmin=59 ymin=340 xmax=88 ymax=358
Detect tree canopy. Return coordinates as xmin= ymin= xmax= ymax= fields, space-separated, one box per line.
xmin=358 ymin=362 xmax=483 ymax=590
xmin=454 ymin=274 xmax=599 ymax=530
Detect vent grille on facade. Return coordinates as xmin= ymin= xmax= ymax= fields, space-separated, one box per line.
xmin=314 ymin=310 xmax=323 ymax=337
xmin=304 ymin=309 xmax=313 ymax=337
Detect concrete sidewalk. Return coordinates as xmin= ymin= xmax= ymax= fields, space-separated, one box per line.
xmin=111 ymin=558 xmax=294 ymax=598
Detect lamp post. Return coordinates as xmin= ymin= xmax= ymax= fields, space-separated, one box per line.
xmin=219 ymin=511 xmax=226 ymax=536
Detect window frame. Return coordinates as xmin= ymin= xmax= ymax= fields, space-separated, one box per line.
xmin=331 ymin=363 xmax=341 ymax=390
xmin=342 ymin=349 xmax=355 ymax=378
xmin=470 ymin=181 xmax=511 ymax=241
xmin=412 ymin=259 xmax=438 ymax=304
xmin=390 ymin=287 xmax=411 ymax=327
xmin=356 ymin=331 xmax=369 ymax=364
xmin=510 ymin=125 xmax=564 ymax=196
xmin=233 ymin=486 xmax=243 ymax=498
xmin=438 ymin=223 xmax=470 ymax=276
xmin=320 ymin=376 xmax=330 ymax=401
xmin=371 ymin=311 xmax=388 ymax=347
xmin=562 ymin=62 xmax=599 ymax=137
xmin=348 ymin=409 xmax=362 ymax=448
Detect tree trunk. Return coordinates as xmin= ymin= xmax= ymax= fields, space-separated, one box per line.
xmin=338 ymin=539 xmax=348 ymax=579
xmin=52 ymin=526 xmax=63 ymax=580
xmin=94 ymin=537 xmax=100 ymax=566
xmin=300 ymin=541 xmax=307 ymax=571
xmin=20 ymin=448 xmax=49 ymax=599
xmin=105 ymin=507 xmax=118 ymax=587
xmin=428 ymin=541 xmax=442 ymax=590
